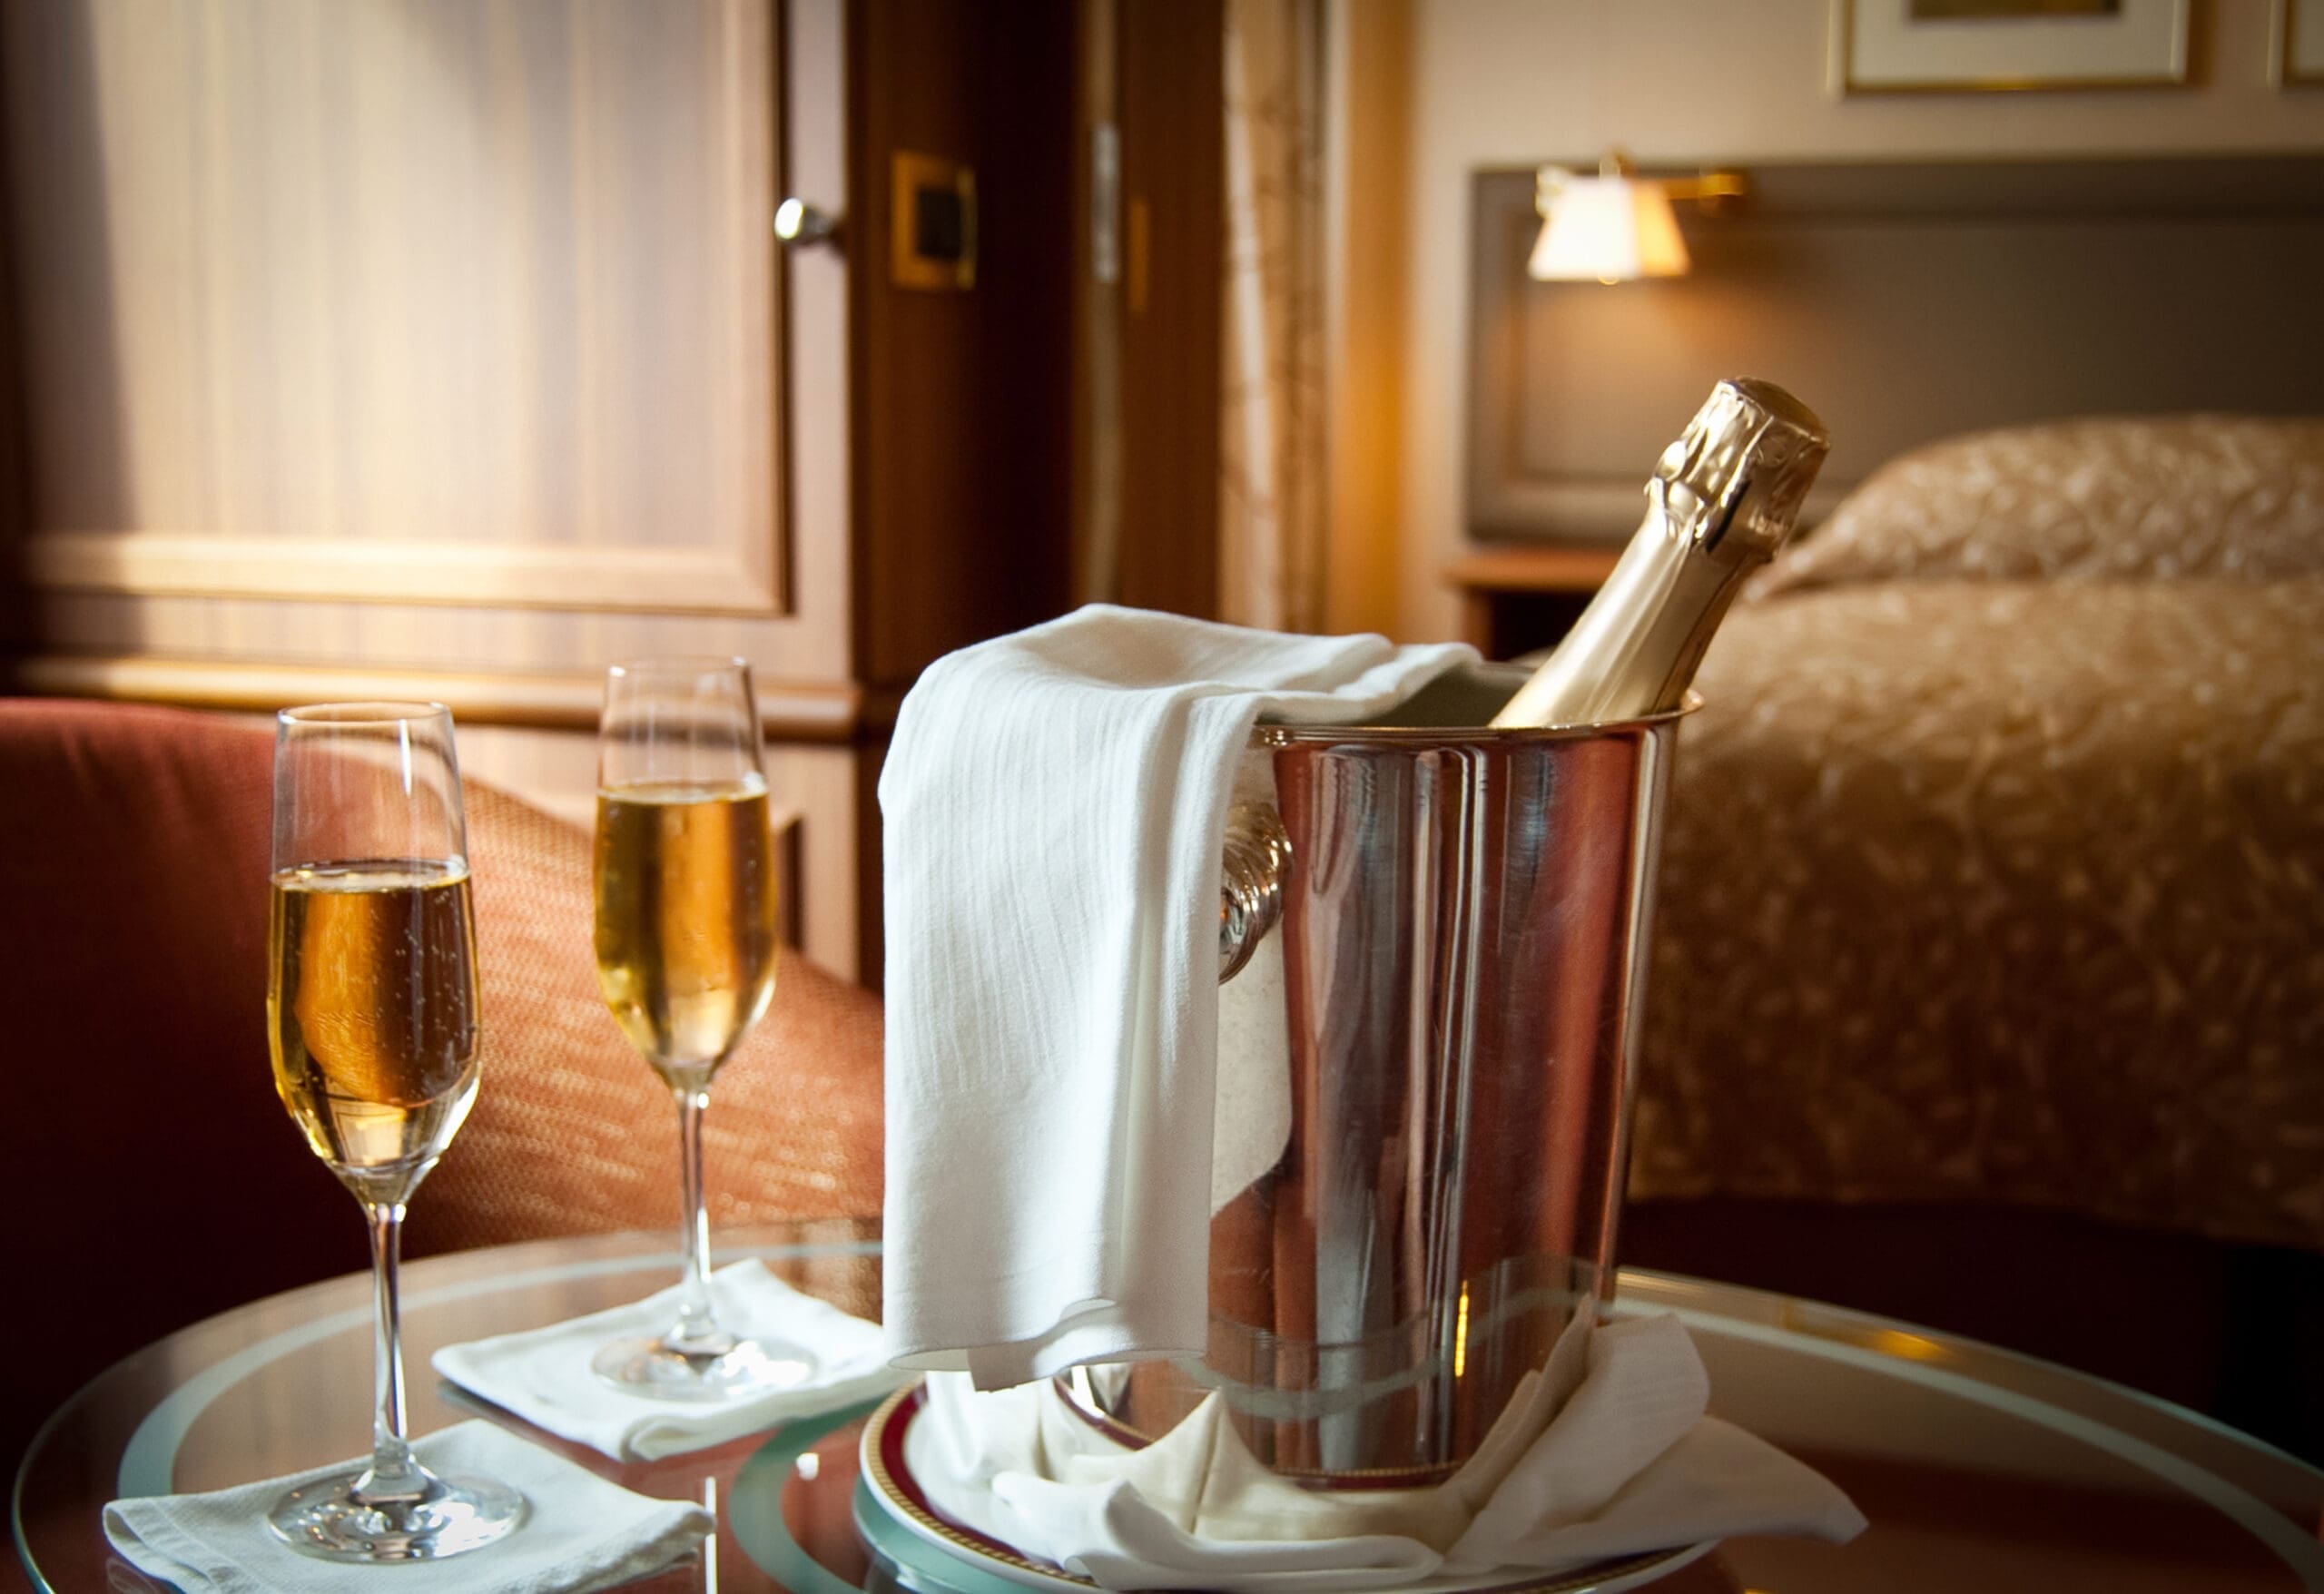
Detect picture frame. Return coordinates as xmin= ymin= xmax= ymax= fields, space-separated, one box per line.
xmin=2275 ymin=0 xmax=2324 ymax=85
xmin=1831 ymin=0 xmax=2191 ymax=93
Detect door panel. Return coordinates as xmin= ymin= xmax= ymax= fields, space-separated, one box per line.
xmin=5 ymin=0 xmax=782 ymax=615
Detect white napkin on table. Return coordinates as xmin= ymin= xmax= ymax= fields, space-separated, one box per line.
xmin=881 ymin=605 xmax=1475 ymax=1388
xmin=432 ymin=1261 xmax=907 ymax=1461
xmin=103 ymin=1420 xmax=711 ymax=1594
xmin=914 ymin=1313 xmax=1866 ymax=1593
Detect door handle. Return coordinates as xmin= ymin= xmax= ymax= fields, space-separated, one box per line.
xmin=774 ymin=198 xmax=842 ymax=248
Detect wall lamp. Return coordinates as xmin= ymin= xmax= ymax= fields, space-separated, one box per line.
xmin=1529 ymin=151 xmax=1748 ymax=284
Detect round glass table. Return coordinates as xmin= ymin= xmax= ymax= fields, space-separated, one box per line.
xmin=15 ymin=1221 xmax=2323 ymax=1592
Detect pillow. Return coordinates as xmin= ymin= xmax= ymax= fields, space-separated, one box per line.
xmin=1751 ymin=415 xmax=2324 ymax=599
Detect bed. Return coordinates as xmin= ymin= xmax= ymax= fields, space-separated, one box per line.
xmin=1636 ymin=415 xmax=2324 ymax=1254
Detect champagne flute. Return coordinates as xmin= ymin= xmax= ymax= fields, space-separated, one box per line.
xmin=589 ymin=658 xmax=815 ymax=1399
xmin=266 ymin=703 xmax=523 ymax=1560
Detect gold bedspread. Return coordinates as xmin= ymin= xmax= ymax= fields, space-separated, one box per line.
xmin=1633 ymin=575 xmax=2324 ymax=1253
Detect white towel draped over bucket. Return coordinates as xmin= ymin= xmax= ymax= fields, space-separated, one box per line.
xmin=879 ymin=605 xmax=1475 ymax=1387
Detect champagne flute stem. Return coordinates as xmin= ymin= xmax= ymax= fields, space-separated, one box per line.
xmin=354 ymin=1200 xmax=421 ymax=1503
xmin=667 ymin=1081 xmax=728 ymax=1354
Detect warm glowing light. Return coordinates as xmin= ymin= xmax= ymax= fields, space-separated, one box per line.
xmin=1454 ymin=1283 xmax=1471 ymax=1378
xmin=1529 ymin=174 xmax=1690 ymax=283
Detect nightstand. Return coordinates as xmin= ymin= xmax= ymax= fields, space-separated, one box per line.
xmin=1443 ymin=546 xmax=1620 ymax=660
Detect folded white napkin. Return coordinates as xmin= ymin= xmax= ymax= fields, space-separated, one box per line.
xmin=103 ymin=1420 xmax=711 ymax=1594
xmin=913 ymin=1314 xmax=1866 ymax=1593
xmin=881 ymin=605 xmax=1475 ymax=1387
xmin=432 ymin=1261 xmax=907 ymax=1461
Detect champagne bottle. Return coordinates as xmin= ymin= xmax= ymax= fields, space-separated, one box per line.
xmin=1491 ymin=378 xmax=1829 ymax=728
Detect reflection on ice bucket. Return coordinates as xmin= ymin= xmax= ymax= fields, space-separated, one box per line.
xmin=1062 ymin=670 xmax=1692 ymax=1483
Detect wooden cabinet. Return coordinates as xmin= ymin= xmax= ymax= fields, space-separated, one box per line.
xmin=0 ymin=0 xmax=1078 ymax=984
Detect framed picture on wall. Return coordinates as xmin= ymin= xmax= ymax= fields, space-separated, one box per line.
xmin=1831 ymin=0 xmax=2191 ymax=93
xmin=2276 ymin=0 xmax=2324 ymax=85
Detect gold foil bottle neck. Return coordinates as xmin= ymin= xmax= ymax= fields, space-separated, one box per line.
xmin=1490 ymin=378 xmax=1829 ymax=729
xmin=1654 ymin=378 xmax=1830 ymax=564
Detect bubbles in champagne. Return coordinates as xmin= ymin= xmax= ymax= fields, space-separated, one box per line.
xmin=268 ymin=861 xmax=481 ymax=1200
xmin=592 ymin=778 xmax=780 ymax=1081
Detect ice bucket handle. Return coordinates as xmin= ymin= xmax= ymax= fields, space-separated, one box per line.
xmin=1218 ymin=802 xmax=1290 ymax=982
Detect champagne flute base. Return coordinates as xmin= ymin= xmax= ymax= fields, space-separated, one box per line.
xmin=590 ymin=1333 xmax=819 ymax=1402
xmin=268 ymin=1464 xmax=525 ymax=1562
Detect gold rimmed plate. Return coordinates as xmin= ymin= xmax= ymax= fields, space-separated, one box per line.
xmin=853 ymin=1382 xmax=1718 ymax=1594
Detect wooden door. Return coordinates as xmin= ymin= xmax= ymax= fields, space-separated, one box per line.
xmin=0 ymin=0 xmax=867 ymax=976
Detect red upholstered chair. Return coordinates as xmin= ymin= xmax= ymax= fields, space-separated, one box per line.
xmin=0 ymin=698 xmax=883 ymax=1470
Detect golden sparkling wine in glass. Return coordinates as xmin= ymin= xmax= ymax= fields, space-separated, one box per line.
xmin=271 ymin=861 xmax=480 ymax=1202
xmin=592 ymin=778 xmax=779 ymax=1085
xmin=263 ymin=702 xmax=521 ymax=1563
xmin=587 ymin=659 xmax=815 ymax=1400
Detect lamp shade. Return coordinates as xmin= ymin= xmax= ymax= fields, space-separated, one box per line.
xmin=1528 ymin=174 xmax=1690 ymax=283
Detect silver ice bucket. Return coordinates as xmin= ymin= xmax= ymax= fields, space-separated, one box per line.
xmin=1060 ymin=667 xmax=1691 ymax=1484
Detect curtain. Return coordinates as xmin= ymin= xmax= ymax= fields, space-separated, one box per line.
xmin=1220 ymin=0 xmax=1327 ymax=632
